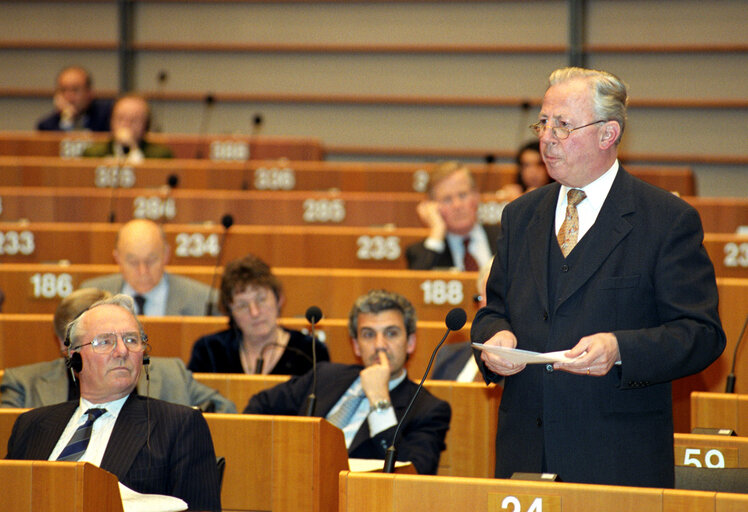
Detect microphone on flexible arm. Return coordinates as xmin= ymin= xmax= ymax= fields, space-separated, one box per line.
xmin=725 ymin=313 xmax=748 ymax=393
xmin=158 ymin=173 xmax=179 ymax=224
xmin=107 ymin=145 xmax=130 ymax=223
xmin=382 ymin=307 xmax=467 ymax=473
xmin=204 ymin=214 xmax=234 ymax=315
xmin=303 ymin=306 xmax=323 ymax=416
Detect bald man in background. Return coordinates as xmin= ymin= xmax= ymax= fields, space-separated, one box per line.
xmin=80 ymin=219 xmax=218 ymax=316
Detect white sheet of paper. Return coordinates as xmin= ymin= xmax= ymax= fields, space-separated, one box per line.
xmin=118 ymin=483 xmax=188 ymax=512
xmin=471 ymin=343 xmax=580 ymax=364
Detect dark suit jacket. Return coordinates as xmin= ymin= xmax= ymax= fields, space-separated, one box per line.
xmin=82 ymin=139 xmax=174 ymax=158
xmin=405 ymin=224 xmax=501 ymax=270
xmin=5 ymin=393 xmax=222 ymax=511
xmin=431 ymin=342 xmax=477 ymax=380
xmin=471 ymin=168 xmax=725 ymax=488
xmin=244 ymin=362 xmax=451 ymax=475
xmin=36 ymin=98 xmax=112 ymax=132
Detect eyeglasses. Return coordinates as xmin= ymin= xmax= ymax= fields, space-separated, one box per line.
xmin=529 ymin=119 xmax=606 ymax=140
xmin=72 ymin=331 xmax=147 ymax=354
xmin=230 ymin=292 xmax=272 ymax=313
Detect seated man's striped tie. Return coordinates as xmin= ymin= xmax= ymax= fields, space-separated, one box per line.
xmin=56 ymin=408 xmax=106 ymax=462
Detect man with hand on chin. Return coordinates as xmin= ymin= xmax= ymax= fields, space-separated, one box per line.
xmin=244 ymin=289 xmax=451 ymax=475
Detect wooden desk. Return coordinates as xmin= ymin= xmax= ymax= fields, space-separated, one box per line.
xmin=1 ymin=222 xmax=745 ymax=277
xmin=0 ymin=314 xmax=471 ymax=380
xmin=1 ymin=460 xmax=124 ymax=512
xmin=0 ymin=155 xmax=696 ymax=195
xmin=674 ymin=432 xmax=748 ymax=468
xmin=690 ymin=392 xmax=748 ymax=435
xmin=0 ymin=263 xmax=477 ymax=321
xmin=0 ymin=130 xmax=324 ymax=160
xmin=337 ymin=471 xmax=748 ymax=512
xmin=204 ymin=414 xmax=347 ymax=512
xmin=193 ymin=374 xmax=500 ymax=479
xmin=3 ymin=184 xmax=744 ymax=232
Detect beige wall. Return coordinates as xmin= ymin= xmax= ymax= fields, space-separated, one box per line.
xmin=0 ymin=0 xmax=745 ymax=197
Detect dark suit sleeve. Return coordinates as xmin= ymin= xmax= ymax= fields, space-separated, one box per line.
xmin=405 ymin=241 xmax=446 ymax=270
xmin=243 ymin=371 xmax=313 ymax=415
xmin=366 ymin=393 xmax=451 ymax=475
xmin=615 ymin=205 xmax=725 ymax=386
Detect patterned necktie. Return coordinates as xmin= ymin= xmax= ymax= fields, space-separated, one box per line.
xmin=557 ymin=189 xmax=586 ymax=257
xmin=463 ymin=237 xmax=479 ymax=271
xmin=133 ymin=295 xmax=146 ymax=315
xmin=56 ymin=408 xmax=107 ymax=462
xmin=327 ymin=392 xmax=366 ymax=429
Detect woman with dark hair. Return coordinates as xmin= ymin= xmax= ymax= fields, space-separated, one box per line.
xmin=496 ymin=141 xmax=554 ymax=202
xmin=188 ymin=254 xmax=329 ymax=374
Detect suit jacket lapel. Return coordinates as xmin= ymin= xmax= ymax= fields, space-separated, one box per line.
xmin=100 ymin=393 xmax=150 ymax=477
xmin=32 ymin=402 xmax=78 ymax=459
xmin=554 ymin=169 xmax=635 ymax=311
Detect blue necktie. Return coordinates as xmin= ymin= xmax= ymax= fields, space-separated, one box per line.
xmin=56 ymin=408 xmax=106 ymax=462
xmin=327 ymin=392 xmax=365 ymax=429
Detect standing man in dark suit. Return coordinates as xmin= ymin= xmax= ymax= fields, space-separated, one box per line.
xmin=5 ymin=294 xmax=222 ymax=511
xmin=471 ymin=67 xmax=725 ymax=488
xmin=406 ymin=161 xmax=500 ymax=270
xmin=36 ymin=66 xmax=112 ymax=132
xmin=244 ymin=289 xmax=451 ymax=475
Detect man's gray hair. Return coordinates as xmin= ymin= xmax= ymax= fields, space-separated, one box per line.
xmin=348 ymin=289 xmax=417 ymax=338
xmin=66 ymin=293 xmax=146 ymax=349
xmin=548 ymin=67 xmax=628 ymax=145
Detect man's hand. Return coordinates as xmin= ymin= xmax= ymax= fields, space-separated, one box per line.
xmin=416 ymin=200 xmax=447 ymax=241
xmin=480 ymin=330 xmax=525 ymax=376
xmin=54 ymin=92 xmax=77 ymax=123
xmin=360 ymin=350 xmax=392 ymax=404
xmin=553 ymin=332 xmax=620 ymax=376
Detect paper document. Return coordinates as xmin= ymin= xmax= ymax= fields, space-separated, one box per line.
xmin=471 ymin=343 xmax=580 ymax=364
xmin=119 ymin=483 xmax=188 ymax=512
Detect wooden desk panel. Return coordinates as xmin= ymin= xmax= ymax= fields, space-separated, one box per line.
xmin=193 ymin=374 xmax=500 ymax=479
xmin=1 ymin=186 xmax=742 ymax=232
xmin=0 ymin=130 xmax=324 ymax=161
xmin=690 ymin=392 xmax=748 ymax=435
xmin=1 ymin=222 xmax=745 ymax=277
xmin=338 ymin=472 xmax=744 ymax=512
xmin=0 ymin=263 xmax=478 ymax=322
xmin=673 ymin=433 xmax=748 ymax=468
xmin=0 ymin=155 xmax=696 ymax=195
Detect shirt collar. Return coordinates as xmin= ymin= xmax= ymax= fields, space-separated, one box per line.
xmin=559 ymin=159 xmax=619 ymax=214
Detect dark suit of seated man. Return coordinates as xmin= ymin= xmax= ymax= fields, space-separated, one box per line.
xmin=5 ymin=294 xmax=222 ymax=511
xmin=36 ymin=66 xmax=111 ymax=132
xmin=405 ymin=161 xmax=500 ymax=271
xmin=244 ymin=289 xmax=451 ymax=475
xmin=0 ymin=287 xmax=235 ymax=412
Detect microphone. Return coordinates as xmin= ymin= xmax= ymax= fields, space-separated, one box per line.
xmin=251 ymin=113 xmax=264 ymax=136
xmin=382 ymin=307 xmax=467 ymax=473
xmin=303 ymin=306 xmax=323 ymax=416
xmin=195 ymin=93 xmax=215 ymax=158
xmin=725 ymin=313 xmax=748 ymax=393
xmin=158 ymin=174 xmax=179 ymax=224
xmin=204 ymin=214 xmax=234 ymax=315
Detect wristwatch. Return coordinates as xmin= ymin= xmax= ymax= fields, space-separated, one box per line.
xmin=369 ymin=399 xmax=392 ymax=413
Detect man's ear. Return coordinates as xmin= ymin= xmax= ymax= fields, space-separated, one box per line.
xmin=599 ymin=121 xmax=620 ymax=150
xmin=113 ymin=249 xmax=120 ymax=265
xmin=351 ymin=337 xmax=362 ymax=358
xmin=406 ymin=333 xmax=416 ymax=356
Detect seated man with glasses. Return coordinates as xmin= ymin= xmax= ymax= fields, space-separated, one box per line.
xmin=188 ymin=253 xmax=329 ymax=375
xmin=5 ymin=294 xmax=223 ymax=511
xmin=1 ymin=287 xmax=236 ymax=412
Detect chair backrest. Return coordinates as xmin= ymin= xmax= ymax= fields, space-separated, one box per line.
xmin=216 ymin=456 xmax=226 ymax=493
xmin=675 ymin=465 xmax=748 ymax=493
